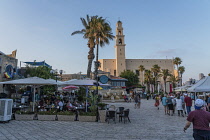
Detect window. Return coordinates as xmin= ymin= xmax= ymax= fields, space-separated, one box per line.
xmin=118 ymin=31 xmax=121 ymax=35
xmin=114 ymin=70 xmax=116 ymax=76
xmin=119 ymin=39 xmax=122 ymax=44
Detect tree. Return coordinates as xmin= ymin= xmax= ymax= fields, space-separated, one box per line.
xmin=25 ymin=66 xmax=56 ymax=94
xmin=71 ymin=15 xmax=114 ymax=78
xmin=71 ymin=15 xmax=93 ymax=78
xmin=151 ymin=64 xmax=161 ymax=92
xmin=160 ymin=69 xmax=171 ymax=94
xmin=173 ymin=57 xmax=182 ymax=70
xmin=173 ymin=57 xmax=182 ymax=86
xmin=169 ymin=75 xmax=179 ymax=92
xmin=138 ymin=65 xmax=145 ymax=85
xmin=120 ymin=70 xmax=139 ymax=87
xmin=208 ymin=73 xmax=210 ymax=76
xmin=88 ymin=16 xmax=115 ymax=79
xmin=178 ymin=66 xmax=185 ymax=86
xmin=144 ymin=69 xmax=153 ymax=94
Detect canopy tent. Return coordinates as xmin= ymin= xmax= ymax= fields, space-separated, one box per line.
xmin=174 ymin=85 xmax=192 ymax=92
xmin=23 ymin=61 xmax=51 ymax=68
xmin=187 ymin=76 xmax=210 ymax=92
xmin=0 ymin=77 xmax=57 ymax=111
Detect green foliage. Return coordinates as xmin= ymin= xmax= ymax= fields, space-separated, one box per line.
xmin=97 ymin=102 xmax=107 ymax=110
xmin=57 ymin=111 xmax=74 ymax=115
xmin=86 ymin=92 xmax=98 ymax=112
xmin=15 ymin=111 xmax=34 ymax=114
xmin=120 ymin=70 xmax=139 ymax=87
xmin=79 ymin=111 xmax=96 ymax=116
xmin=37 ymin=110 xmax=57 ymax=115
xmin=25 ymin=66 xmax=56 ymax=93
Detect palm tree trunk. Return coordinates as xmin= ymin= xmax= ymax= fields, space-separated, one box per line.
xmin=87 ymin=47 xmax=95 ymax=78
xmin=180 ymin=74 xmax=182 ymax=86
xmin=164 ymin=80 xmax=166 ymax=94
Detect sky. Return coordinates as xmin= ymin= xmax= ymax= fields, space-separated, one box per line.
xmin=1 ymin=0 xmax=210 ymax=83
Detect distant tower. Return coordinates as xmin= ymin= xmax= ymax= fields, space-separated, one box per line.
xmin=114 ymin=21 xmax=126 ymax=76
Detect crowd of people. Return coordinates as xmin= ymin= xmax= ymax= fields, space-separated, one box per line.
xmin=37 ymin=92 xmax=89 ymax=112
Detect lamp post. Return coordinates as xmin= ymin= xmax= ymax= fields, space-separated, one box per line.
xmin=50 ymin=69 xmax=63 ymax=92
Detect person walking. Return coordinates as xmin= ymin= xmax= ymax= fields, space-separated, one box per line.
xmin=184 ymin=93 xmax=192 ymax=116
xmin=183 ymin=99 xmax=210 ymax=139
xmin=167 ymin=95 xmax=174 ymax=116
xmin=181 ymin=93 xmax=187 ymax=116
xmin=162 ymin=94 xmax=168 ymax=115
xmin=137 ymin=94 xmax=141 ymax=109
xmin=176 ymin=95 xmax=184 ymax=117
xmin=134 ymin=94 xmax=139 ymax=109
xmin=154 ymin=95 xmax=160 ymax=110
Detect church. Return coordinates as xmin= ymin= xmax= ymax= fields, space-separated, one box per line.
xmin=98 ymin=21 xmax=176 ymax=88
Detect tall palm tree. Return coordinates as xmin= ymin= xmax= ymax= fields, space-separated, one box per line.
xmin=89 ymin=16 xmax=115 ymax=79
xmin=144 ymin=69 xmax=153 ymax=94
xmin=71 ymin=15 xmax=93 ymax=78
xmin=160 ymin=69 xmax=171 ymax=94
xmin=169 ymin=75 xmax=179 ymax=92
xmin=173 ymin=57 xmax=182 ymax=86
xmin=151 ymin=64 xmax=161 ymax=92
xmin=173 ymin=57 xmax=182 ymax=70
xmin=138 ymin=65 xmax=145 ymax=85
xmin=178 ymin=66 xmax=185 ymax=86
xmin=71 ymin=15 xmax=114 ymax=78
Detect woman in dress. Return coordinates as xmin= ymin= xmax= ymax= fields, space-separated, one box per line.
xmin=176 ymin=95 xmax=184 ymax=117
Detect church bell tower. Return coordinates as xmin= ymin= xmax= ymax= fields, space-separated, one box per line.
xmin=114 ymin=21 xmax=126 ymax=76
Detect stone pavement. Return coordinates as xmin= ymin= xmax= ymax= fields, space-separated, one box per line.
xmin=0 ymin=99 xmax=193 ymax=140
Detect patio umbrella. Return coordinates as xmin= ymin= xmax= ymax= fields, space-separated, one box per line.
xmin=89 ymin=86 xmax=103 ymax=90
xmin=0 ymin=77 xmax=57 ymax=112
xmin=62 ymin=85 xmax=79 ymax=91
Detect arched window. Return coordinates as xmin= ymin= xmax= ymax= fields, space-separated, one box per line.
xmin=119 ymin=39 xmax=122 ymax=44
xmin=118 ymin=31 xmax=121 ymax=35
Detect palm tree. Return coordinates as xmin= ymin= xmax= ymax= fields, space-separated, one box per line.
xmin=160 ymin=69 xmax=172 ymax=94
xmin=71 ymin=15 xmax=114 ymax=78
xmin=89 ymin=16 xmax=115 ymax=79
xmin=144 ymin=69 xmax=153 ymax=94
xmin=173 ymin=57 xmax=182 ymax=86
xmin=71 ymin=15 xmax=93 ymax=78
xmin=151 ymin=64 xmax=161 ymax=92
xmin=138 ymin=65 xmax=145 ymax=85
xmin=173 ymin=57 xmax=182 ymax=70
xmin=169 ymin=75 xmax=179 ymax=92
xmin=178 ymin=66 xmax=185 ymax=86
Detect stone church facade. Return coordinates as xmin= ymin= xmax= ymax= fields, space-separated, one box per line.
xmin=99 ymin=21 xmax=176 ymax=89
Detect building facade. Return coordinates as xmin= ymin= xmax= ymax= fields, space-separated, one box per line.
xmin=0 ymin=50 xmax=18 ymax=92
xmin=99 ymin=21 xmax=176 ymax=91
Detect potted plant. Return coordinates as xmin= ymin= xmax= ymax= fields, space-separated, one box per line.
xmin=97 ymin=102 xmax=108 ymax=123
xmin=37 ymin=110 xmax=57 ymax=121
xmin=57 ymin=111 xmax=75 ymax=121
xmin=15 ymin=111 xmax=35 ymax=121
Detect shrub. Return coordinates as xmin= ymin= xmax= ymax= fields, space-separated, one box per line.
xmin=15 ymin=111 xmax=34 ymax=114
xmin=79 ymin=111 xmax=96 ymax=116
xmin=37 ymin=110 xmax=57 ymax=115
xmin=57 ymin=111 xmax=74 ymax=115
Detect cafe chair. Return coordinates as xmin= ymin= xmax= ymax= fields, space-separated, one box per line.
xmin=119 ymin=109 xmax=131 ymax=123
xmin=107 ymin=110 xmax=116 ymax=124
xmin=116 ymin=107 xmax=124 ymax=120
xmin=108 ymin=105 xmax=116 ymax=111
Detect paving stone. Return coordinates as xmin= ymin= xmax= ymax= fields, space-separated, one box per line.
xmin=0 ymin=99 xmax=194 ymax=139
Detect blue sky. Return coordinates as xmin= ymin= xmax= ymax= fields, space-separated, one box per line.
xmin=1 ymin=0 xmax=210 ymax=82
